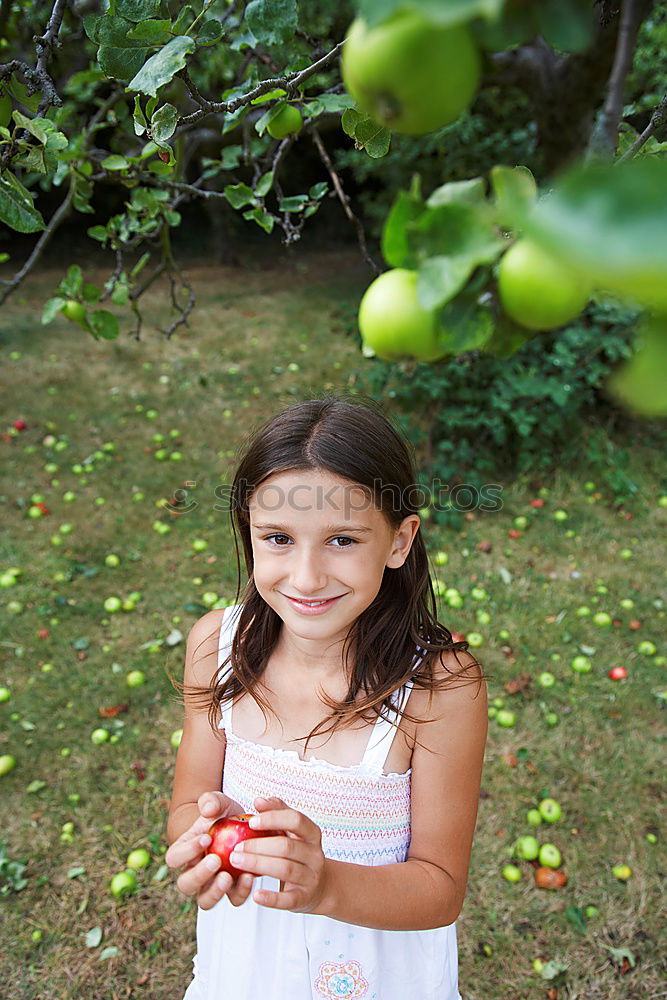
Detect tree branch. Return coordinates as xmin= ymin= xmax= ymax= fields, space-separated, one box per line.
xmin=616 ymin=91 xmax=667 ymax=161
xmin=310 ymin=126 xmax=380 ymax=275
xmin=597 ymin=0 xmax=645 ymax=155
xmin=177 ymin=41 xmax=344 ymax=127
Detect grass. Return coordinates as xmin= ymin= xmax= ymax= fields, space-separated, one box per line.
xmin=0 ymin=252 xmax=665 ymax=1000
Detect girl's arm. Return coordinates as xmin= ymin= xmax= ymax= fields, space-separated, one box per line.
xmin=165 ymin=610 xmax=253 ymax=909
xmin=326 ymin=650 xmax=487 ymax=929
xmin=167 ymin=609 xmax=229 ymax=844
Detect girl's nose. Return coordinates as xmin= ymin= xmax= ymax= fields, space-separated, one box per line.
xmin=290 ymin=549 xmax=327 ymax=594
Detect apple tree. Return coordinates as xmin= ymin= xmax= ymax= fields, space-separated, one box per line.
xmin=0 ymin=0 xmax=666 ymax=417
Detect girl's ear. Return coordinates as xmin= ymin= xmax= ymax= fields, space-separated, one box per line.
xmin=385 ymin=514 xmax=421 ymax=569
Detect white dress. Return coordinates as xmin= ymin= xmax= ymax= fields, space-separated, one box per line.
xmin=183 ymin=604 xmax=462 ymax=1000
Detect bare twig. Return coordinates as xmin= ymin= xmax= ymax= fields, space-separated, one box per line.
xmin=34 ymin=0 xmax=70 ymax=114
xmin=616 ymin=92 xmax=667 ymax=161
xmin=311 ymin=126 xmax=380 ymax=275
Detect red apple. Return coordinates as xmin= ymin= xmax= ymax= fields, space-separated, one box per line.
xmin=534 ymin=866 xmax=567 ymax=889
xmin=205 ymin=813 xmax=279 ymax=878
xmin=609 ymin=665 xmax=628 ymax=681
xmin=14 ymin=420 xmax=27 ymax=431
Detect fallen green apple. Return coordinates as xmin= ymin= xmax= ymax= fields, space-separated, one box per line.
xmin=110 ymin=870 xmax=137 ymax=899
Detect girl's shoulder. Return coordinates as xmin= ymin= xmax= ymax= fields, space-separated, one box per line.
xmin=185 ymin=607 xmax=231 ymax=685
xmin=407 ymin=645 xmax=486 ymax=724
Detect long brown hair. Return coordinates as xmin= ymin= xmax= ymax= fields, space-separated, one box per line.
xmin=178 ymin=393 xmax=488 ymax=758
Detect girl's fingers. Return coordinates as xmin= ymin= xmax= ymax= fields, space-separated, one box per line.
xmin=176 ymin=851 xmax=225 ymax=897
xmin=227 ymin=873 xmax=255 ymax=907
xmin=196 ymin=870 xmax=234 ymax=911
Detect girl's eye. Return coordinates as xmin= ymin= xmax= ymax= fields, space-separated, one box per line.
xmin=264 ymin=535 xmax=357 ymax=548
xmin=266 ymin=534 xmax=291 ymax=546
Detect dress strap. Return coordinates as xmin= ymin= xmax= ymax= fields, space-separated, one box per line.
xmin=360 ymin=644 xmax=429 ymax=772
xmin=217 ymin=604 xmax=242 ymax=733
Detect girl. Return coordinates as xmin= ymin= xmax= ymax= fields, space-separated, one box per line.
xmin=166 ymin=395 xmax=488 ymax=1000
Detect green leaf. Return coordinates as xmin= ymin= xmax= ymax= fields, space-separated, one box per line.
xmin=0 ymin=170 xmax=46 ymax=233
xmin=522 ymin=158 xmax=667 ymax=312
xmin=99 ymin=947 xmax=120 ymax=960
xmin=223 ymin=182 xmax=255 ymax=209
xmin=151 ymin=103 xmax=178 ymax=143
xmin=490 ymin=164 xmax=537 ymax=230
xmin=67 ymin=866 xmax=86 ymax=879
xmin=302 ymin=93 xmax=356 ymax=117
xmin=82 ymin=283 xmax=101 ymax=303
xmin=435 ymin=296 xmax=494 ymax=353
xmin=89 ymin=310 xmax=120 ymax=340
xmin=343 ymin=111 xmax=391 ymax=158
xmin=309 ymin=182 xmax=328 ymax=200
xmin=606 ymin=947 xmax=636 ymax=970
xmin=410 ymin=201 xmax=505 ymax=307
xmin=88 ymin=226 xmax=109 ymax=243
xmin=220 ymin=145 xmax=243 ymax=169
xmin=102 ymin=154 xmax=130 ymax=170
xmin=417 ymin=254 xmax=477 ymax=309
xmin=242 ymin=206 xmax=275 ymax=233
xmin=98 ymin=46 xmax=149 ymax=82
xmin=255 ymin=170 xmax=274 ymax=198
xmin=26 ymin=780 xmax=47 ymax=794
xmin=537 ymin=0 xmax=594 ymax=53
xmin=482 ymin=316 xmax=535 ymax=358
xmin=127 ymin=19 xmax=173 ymax=45
xmin=172 ymin=5 xmax=195 ymax=35
xmin=427 ymin=178 xmax=486 ymax=208
xmin=11 ymin=110 xmax=48 ymax=143
xmin=133 ymin=95 xmax=147 ymax=136
xmin=197 ymin=18 xmax=224 ymax=46
xmin=85 ymin=926 xmax=103 ymax=948
xmin=116 ymin=0 xmax=162 ymax=21
xmin=245 ymin=0 xmax=297 ymax=45
xmin=358 ymin=0 xmax=503 ymax=29
xmin=279 ymin=195 xmax=308 ymax=212
xmin=60 ymin=265 xmax=83 ymax=297
xmin=41 ymin=297 xmax=66 ymax=325
xmin=250 ymin=88 xmax=287 ymax=106
xmin=540 ymin=959 xmax=568 ymax=980
xmin=127 ymin=36 xmax=196 ymax=98
xmin=382 ymin=188 xmax=425 ymax=268
xmin=565 ymin=905 xmax=588 ymax=934
xmin=606 ymin=318 xmax=667 ymax=417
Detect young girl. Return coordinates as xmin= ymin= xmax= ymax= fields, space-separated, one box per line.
xmin=166 ymin=395 xmax=488 ymax=1000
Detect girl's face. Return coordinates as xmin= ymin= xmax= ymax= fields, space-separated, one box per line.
xmin=248 ymin=468 xmax=420 ymax=642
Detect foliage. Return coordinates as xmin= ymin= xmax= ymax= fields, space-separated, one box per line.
xmin=353 ymin=297 xmax=647 ymax=526
xmin=0 ymin=0 xmax=666 ymax=416
xmin=334 ymin=86 xmax=539 ymax=235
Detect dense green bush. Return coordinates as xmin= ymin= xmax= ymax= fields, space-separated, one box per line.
xmin=349 ymin=299 xmax=657 ymax=524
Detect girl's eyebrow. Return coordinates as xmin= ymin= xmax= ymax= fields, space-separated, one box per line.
xmin=252 ymin=522 xmax=373 ymax=533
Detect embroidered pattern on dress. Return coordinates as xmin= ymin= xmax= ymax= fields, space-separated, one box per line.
xmin=314 ymin=959 xmax=369 ymax=998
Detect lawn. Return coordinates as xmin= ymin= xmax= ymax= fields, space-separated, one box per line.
xmin=1 ymin=252 xmax=665 ymax=1000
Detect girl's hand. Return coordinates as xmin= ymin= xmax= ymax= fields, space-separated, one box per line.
xmin=228 ymin=796 xmax=329 ymax=914
xmin=165 ymin=791 xmax=256 ymax=910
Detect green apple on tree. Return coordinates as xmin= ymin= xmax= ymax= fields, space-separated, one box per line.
xmin=358 ymin=269 xmax=448 ymax=362
xmin=266 ymin=104 xmax=303 ymax=140
xmin=497 ymin=238 xmax=592 ymax=331
xmin=341 ymin=10 xmax=481 ymax=136
xmin=61 ymin=300 xmax=87 ymax=327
